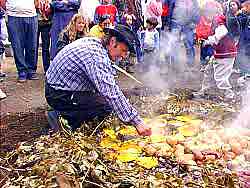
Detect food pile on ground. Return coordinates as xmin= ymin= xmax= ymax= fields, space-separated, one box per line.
xmin=1 ymin=91 xmax=250 ymax=187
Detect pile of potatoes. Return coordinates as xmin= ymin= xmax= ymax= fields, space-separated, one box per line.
xmin=140 ymin=128 xmax=250 ymax=168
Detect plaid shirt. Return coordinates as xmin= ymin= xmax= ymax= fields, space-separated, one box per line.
xmin=46 ymin=37 xmax=143 ymax=127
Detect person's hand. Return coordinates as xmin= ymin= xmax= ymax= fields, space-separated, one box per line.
xmin=135 ymin=123 xmax=152 ymax=136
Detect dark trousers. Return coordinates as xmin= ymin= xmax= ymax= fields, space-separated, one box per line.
xmin=45 ymin=83 xmax=112 ymax=130
xmin=7 ymin=16 xmax=38 ymax=74
xmin=36 ymin=24 xmax=51 ymax=72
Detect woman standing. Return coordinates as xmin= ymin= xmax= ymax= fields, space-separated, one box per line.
xmin=50 ymin=0 xmax=81 ymax=60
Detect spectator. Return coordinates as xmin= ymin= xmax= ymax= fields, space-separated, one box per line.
xmin=89 ymin=14 xmax=111 ymax=38
xmin=138 ymin=17 xmax=160 ymax=71
xmin=145 ymin=0 xmax=163 ymax=34
xmin=50 ymin=0 xmax=81 ymax=60
xmin=120 ymin=14 xmax=138 ymax=73
xmin=0 ymin=7 xmax=7 ymax=78
xmin=168 ymin=0 xmax=201 ymax=66
xmin=94 ymin=0 xmax=119 ymax=25
xmin=36 ymin=0 xmax=52 ymax=73
xmin=78 ymin=0 xmax=100 ymax=23
xmin=4 ymin=0 xmax=39 ymax=82
xmin=57 ymin=13 xmax=89 ymax=53
xmin=0 ymin=6 xmax=7 ymax=100
xmin=194 ymin=0 xmax=238 ymax=100
xmin=237 ymin=0 xmax=250 ymax=81
xmin=196 ymin=15 xmax=214 ymax=71
xmin=125 ymin=0 xmax=144 ymax=31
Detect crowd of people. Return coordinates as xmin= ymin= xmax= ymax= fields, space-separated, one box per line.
xmin=0 ymin=0 xmax=250 ymax=135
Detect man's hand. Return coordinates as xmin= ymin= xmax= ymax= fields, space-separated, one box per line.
xmin=135 ymin=123 xmax=152 ymax=136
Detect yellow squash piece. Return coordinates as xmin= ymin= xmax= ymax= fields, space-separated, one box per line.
xmin=137 ymin=157 xmax=158 ymax=169
xmin=117 ymin=148 xmax=141 ymax=162
xmin=118 ymin=126 xmax=138 ymax=136
xmin=178 ymin=126 xmax=197 ymax=137
xmin=150 ymin=135 xmax=167 ymax=143
xmin=100 ymin=138 xmax=120 ymax=150
xmin=103 ymin=129 xmax=116 ymax=139
xmin=175 ymin=115 xmax=194 ymax=122
xmin=168 ymin=120 xmax=185 ymax=127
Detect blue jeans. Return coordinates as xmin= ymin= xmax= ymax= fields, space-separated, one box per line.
xmin=36 ymin=25 xmax=51 ymax=72
xmin=7 ymin=16 xmax=38 ymax=74
xmin=171 ymin=22 xmax=195 ymax=65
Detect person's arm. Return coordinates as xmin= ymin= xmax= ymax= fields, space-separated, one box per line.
xmin=83 ymin=48 xmax=151 ymax=135
xmin=205 ymin=25 xmax=228 ymax=45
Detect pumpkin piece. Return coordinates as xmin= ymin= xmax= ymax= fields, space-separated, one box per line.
xmin=167 ymin=136 xmax=178 ymax=146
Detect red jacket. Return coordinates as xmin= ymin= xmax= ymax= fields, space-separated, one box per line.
xmin=212 ymin=15 xmax=237 ymax=59
xmin=94 ymin=4 xmax=118 ymax=24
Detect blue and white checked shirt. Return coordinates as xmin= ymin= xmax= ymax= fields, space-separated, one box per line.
xmin=46 ymin=37 xmax=143 ymax=127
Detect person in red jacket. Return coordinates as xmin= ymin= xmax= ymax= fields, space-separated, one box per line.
xmin=194 ymin=0 xmax=238 ymax=100
xmin=94 ymin=0 xmax=119 ymax=25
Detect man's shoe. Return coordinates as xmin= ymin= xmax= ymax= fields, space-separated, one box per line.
xmin=18 ymin=72 xmax=27 ymax=83
xmin=27 ymin=72 xmax=39 ymax=80
xmin=0 ymin=89 xmax=6 ymax=100
xmin=58 ymin=116 xmax=73 ymax=136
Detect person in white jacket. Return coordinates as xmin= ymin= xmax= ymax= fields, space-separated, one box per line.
xmin=78 ymin=0 xmax=100 ymax=22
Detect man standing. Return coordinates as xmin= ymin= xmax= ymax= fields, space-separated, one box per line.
xmin=168 ymin=0 xmax=200 ymax=66
xmin=1 ymin=0 xmax=39 ymax=82
xmin=45 ymin=25 xmax=152 ymax=136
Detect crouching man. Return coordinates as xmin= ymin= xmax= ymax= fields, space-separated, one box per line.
xmin=45 ymin=24 xmax=152 ymax=136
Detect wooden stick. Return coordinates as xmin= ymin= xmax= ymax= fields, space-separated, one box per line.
xmin=113 ymin=64 xmax=143 ymax=85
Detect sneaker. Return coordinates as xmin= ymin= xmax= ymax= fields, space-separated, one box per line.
xmin=27 ymin=72 xmax=39 ymax=80
xmin=0 ymin=89 xmax=6 ymax=100
xmin=58 ymin=115 xmax=73 ymax=136
xmin=47 ymin=111 xmax=60 ymax=133
xmin=0 ymin=72 xmax=6 ymax=77
xmin=18 ymin=72 xmax=27 ymax=83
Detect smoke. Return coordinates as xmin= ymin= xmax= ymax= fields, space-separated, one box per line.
xmin=231 ymin=81 xmax=250 ymax=128
xmin=137 ymin=31 xmax=200 ymax=92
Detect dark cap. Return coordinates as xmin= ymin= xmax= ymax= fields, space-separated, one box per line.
xmin=98 ymin=14 xmax=110 ymax=23
xmin=103 ymin=24 xmax=140 ymax=54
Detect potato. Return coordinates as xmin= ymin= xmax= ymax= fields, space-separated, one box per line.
xmin=167 ymin=136 xmax=178 ymax=146
xmin=144 ymin=145 xmax=157 ymax=155
xmin=177 ymin=154 xmax=194 ymax=165
xmin=192 ymin=149 xmax=204 ymax=161
xmin=231 ymin=143 xmax=242 ymax=155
